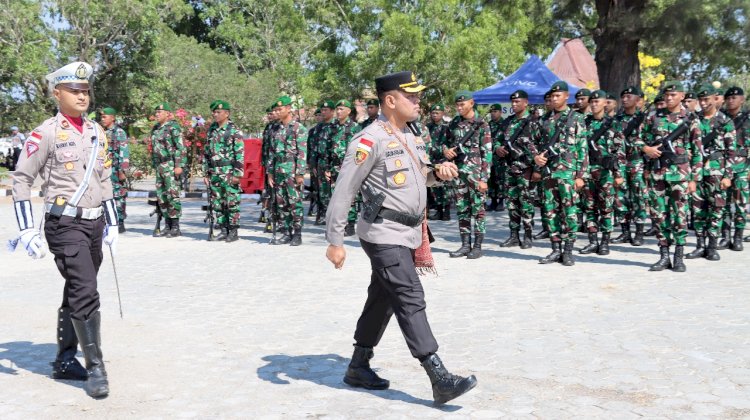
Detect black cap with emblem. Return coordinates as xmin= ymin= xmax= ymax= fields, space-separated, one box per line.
xmin=725 ymin=86 xmax=744 ymax=97
xmin=375 ymin=71 xmax=427 ymax=94
xmin=510 ymin=90 xmax=528 ymax=100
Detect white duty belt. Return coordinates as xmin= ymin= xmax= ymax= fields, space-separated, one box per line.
xmin=44 ymin=203 xmax=103 ymax=220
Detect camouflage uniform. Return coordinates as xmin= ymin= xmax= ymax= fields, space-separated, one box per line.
xmin=723 ymin=108 xmax=750 ymax=246
xmin=307 ymin=119 xmax=324 ymax=217
xmin=260 ymin=117 xmax=280 ymax=226
xmin=496 ymin=110 xmax=538 ymax=233
xmin=488 ymin=117 xmax=508 ymax=208
xmin=325 ymin=118 xmax=361 ymax=226
xmin=203 ymin=119 xmax=244 ymax=234
xmin=106 ymin=124 xmax=129 ymax=225
xmin=266 ymin=119 xmax=307 ymax=236
xmin=426 ymin=119 xmax=451 ymax=216
xmin=313 ymin=118 xmax=334 ymax=222
xmin=612 ymin=110 xmax=649 ymax=233
xmin=635 ymin=100 xmax=703 ymax=271
xmin=151 ymin=119 xmax=185 ymax=219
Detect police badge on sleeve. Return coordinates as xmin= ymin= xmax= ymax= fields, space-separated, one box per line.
xmin=355 ymin=138 xmax=373 ymax=165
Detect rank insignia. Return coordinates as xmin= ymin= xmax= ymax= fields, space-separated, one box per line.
xmin=395 ymin=159 xmax=402 ymax=168
xmin=61 ymin=120 xmax=70 ymax=129
xmin=393 ymin=172 xmax=406 ymax=185
xmin=387 ymin=141 xmax=399 ymax=148
xmin=64 ymin=162 xmax=74 ymax=171
xmin=57 ymin=132 xmax=69 ymax=141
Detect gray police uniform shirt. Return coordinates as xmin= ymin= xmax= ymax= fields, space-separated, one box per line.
xmin=13 ymin=113 xmax=114 ymax=207
xmin=325 ymin=116 xmax=438 ymax=249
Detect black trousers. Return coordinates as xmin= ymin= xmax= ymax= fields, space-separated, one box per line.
xmin=354 ymin=240 xmax=439 ymax=359
xmin=44 ymin=214 xmax=105 ymax=321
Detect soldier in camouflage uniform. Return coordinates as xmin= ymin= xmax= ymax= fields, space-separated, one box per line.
xmin=426 ymin=103 xmax=451 ymax=221
xmin=496 ymin=90 xmax=539 ymax=249
xmin=636 ymin=81 xmax=704 ymax=272
xmin=529 ymin=81 xmax=588 ymax=266
xmin=578 ymin=90 xmax=625 ymax=256
xmin=203 ymin=100 xmax=244 ymax=242
xmin=266 ymin=95 xmax=307 ymax=246
xmin=611 ymin=86 xmax=648 ymax=246
xmin=313 ymin=101 xmax=336 ymax=225
xmin=150 ymin=102 xmax=186 ymax=237
xmin=722 ymin=87 xmax=750 ymax=248
xmin=259 ymin=105 xmax=280 ymax=228
xmin=575 ymin=89 xmax=591 ymax=115
xmin=361 ymin=99 xmax=380 ymax=129
xmin=324 ymin=99 xmax=361 ymax=236
xmin=531 ymin=91 xmax=555 ymax=240
xmin=683 ymin=85 xmax=737 ymax=261
xmin=100 ymin=107 xmax=129 ymax=233
xmin=442 ymin=90 xmax=492 ymax=259
xmin=487 ymin=104 xmax=507 ymax=211
xmin=306 ymin=108 xmax=323 ymax=217
xmin=682 ymin=92 xmax=698 ymax=114
xmin=605 ymin=92 xmax=619 ymax=118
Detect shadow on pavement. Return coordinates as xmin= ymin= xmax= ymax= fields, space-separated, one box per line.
xmin=0 ymin=341 xmax=84 ymax=390
xmin=257 ymin=354 xmax=462 ymax=411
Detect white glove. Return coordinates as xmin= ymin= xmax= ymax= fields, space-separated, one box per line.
xmin=9 ymin=229 xmax=47 ymax=259
xmin=103 ymin=224 xmax=118 ymax=255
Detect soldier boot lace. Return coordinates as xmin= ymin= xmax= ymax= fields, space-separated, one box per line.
xmin=421 ymin=353 xmax=477 ymax=406
xmin=343 ymin=345 xmax=390 ymax=390
xmin=449 ymin=233 xmax=472 ymax=258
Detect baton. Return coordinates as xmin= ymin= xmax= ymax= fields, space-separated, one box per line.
xmin=108 ymin=246 xmax=124 ymax=319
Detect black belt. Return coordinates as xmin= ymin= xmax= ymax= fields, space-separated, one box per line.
xmin=705 ymin=151 xmax=724 ymax=161
xmin=378 ymin=207 xmax=424 ymax=227
xmin=209 ymin=159 xmax=241 ymax=168
xmin=659 ymin=153 xmax=689 ymax=166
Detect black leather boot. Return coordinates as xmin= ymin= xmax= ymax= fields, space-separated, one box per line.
xmin=685 ymin=235 xmax=705 ymax=259
xmin=731 ymin=229 xmax=744 ymax=251
xmin=533 ymin=228 xmax=550 ymax=240
xmin=561 ymin=241 xmax=575 ymax=266
xmin=225 ymin=225 xmax=239 ymax=243
xmin=428 ymin=207 xmax=443 ymax=220
xmin=343 ymin=345 xmax=390 ymax=390
xmin=649 ymin=246 xmax=671 ymax=271
xmin=598 ymin=233 xmax=610 ymax=255
xmin=521 ymin=227 xmax=533 ymax=249
xmin=344 ymin=222 xmax=356 ymax=237
xmin=705 ymin=236 xmax=721 ymax=261
xmin=71 ymin=312 xmax=108 ymax=398
xmin=449 ymin=234 xmax=472 ymax=258
xmin=214 ymin=226 xmax=229 ymax=241
xmin=717 ymin=223 xmax=731 ymax=250
xmin=499 ymin=230 xmax=520 ymax=248
xmin=51 ymin=307 xmax=88 ymax=381
xmin=539 ymin=241 xmax=562 ymax=264
xmin=270 ymin=229 xmax=292 ymax=245
xmin=166 ymin=218 xmax=181 ymax=238
xmin=441 ymin=204 xmax=451 ymax=221
xmin=632 ymin=223 xmax=645 ymax=246
xmin=672 ymin=245 xmax=686 ymax=272
xmin=644 ymin=224 xmax=658 ymax=236
xmin=579 ymin=232 xmax=599 ymax=254
xmin=421 ymin=354 xmax=477 ymax=406
xmin=289 ymin=228 xmax=302 ymax=246
xmin=159 ymin=218 xmax=172 ymax=237
xmin=117 ymin=221 xmax=126 ymax=234
xmin=466 ymin=233 xmax=484 ymax=259
xmin=314 ymin=210 xmax=326 ymax=226
xmin=487 ymin=197 xmax=498 ymax=211
xmin=497 ymin=197 xmax=505 ymax=211
xmin=610 ymin=223 xmax=631 ymax=244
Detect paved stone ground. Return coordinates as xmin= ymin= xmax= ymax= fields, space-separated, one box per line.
xmin=1 ymin=196 xmax=749 ymax=419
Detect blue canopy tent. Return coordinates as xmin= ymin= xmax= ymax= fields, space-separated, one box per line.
xmin=473 ymin=55 xmax=581 ymax=104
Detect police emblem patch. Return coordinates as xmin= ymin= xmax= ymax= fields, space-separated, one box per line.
xmin=355 ymin=149 xmax=369 ymax=165
xmin=393 ymin=172 xmax=406 ymax=185
xmin=64 ymin=162 xmax=74 ymax=171
xmin=26 ymin=142 xmax=39 ymax=158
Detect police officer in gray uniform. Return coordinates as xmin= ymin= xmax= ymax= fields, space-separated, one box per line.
xmin=325 ymin=71 xmax=477 ymax=406
xmin=10 ymin=62 xmax=116 ymax=399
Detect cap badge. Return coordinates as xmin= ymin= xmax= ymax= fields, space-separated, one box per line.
xmin=75 ymin=64 xmax=87 ymax=79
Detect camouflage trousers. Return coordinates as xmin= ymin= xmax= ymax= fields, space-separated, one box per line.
xmin=316 ymin=168 xmax=332 ymax=214
xmin=488 ymin=161 xmax=507 ymax=200
xmin=506 ymin=170 xmax=533 ymax=230
xmin=433 ymin=178 xmax=456 ymax=207
xmin=542 ymin=174 xmax=579 ymax=242
xmin=614 ymin=164 xmax=649 ymax=224
xmin=690 ymin=175 xmax=727 ymax=238
xmin=648 ymin=172 xmax=689 ymax=246
xmin=582 ymin=167 xmax=615 ymax=233
xmin=721 ymin=170 xmax=750 ymax=229
xmin=112 ymin=180 xmax=127 ymax=223
xmin=347 ymin=193 xmax=362 ymax=224
xmin=155 ymin=164 xmax=181 ymax=218
xmin=271 ymin=173 xmax=304 ymax=232
xmin=455 ymin=176 xmax=486 ymax=234
xmin=209 ymin=174 xmax=242 ymax=226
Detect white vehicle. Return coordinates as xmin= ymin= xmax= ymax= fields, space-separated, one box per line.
xmin=0 ymin=137 xmax=13 ymax=160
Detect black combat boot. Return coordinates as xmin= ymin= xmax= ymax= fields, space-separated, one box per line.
xmin=307 ymin=201 xmax=316 ymax=217
xmin=344 ymin=222 xmax=356 ymax=237
xmin=168 ymin=218 xmax=181 ymax=238
xmin=71 ymin=312 xmax=108 ymax=399
xmin=499 ymin=230 xmax=520 ymax=248
xmin=632 ymin=223 xmax=645 ymax=246
xmin=449 ymin=234 xmax=472 ymax=258
xmin=289 ymin=228 xmax=302 ymax=246
xmin=225 ymin=225 xmax=239 ymax=243
xmin=705 ymin=236 xmax=721 ymax=261
xmin=717 ymin=223 xmax=731 ymax=250
xmin=533 ymin=228 xmax=550 ymax=240
xmin=421 ymin=354 xmax=477 ymax=406
xmin=487 ymin=197 xmax=498 ymax=211
xmin=539 ymin=241 xmax=562 ymax=264
xmin=685 ymin=235 xmax=705 ymax=259
xmin=270 ymin=228 xmax=292 ymax=245
xmin=343 ymin=345 xmax=390 ymax=390
xmin=51 ymin=307 xmax=88 ymax=381
xmin=314 ymin=208 xmax=326 ymax=226
xmin=466 ymin=233 xmax=484 ymax=259
xmin=649 ymin=246 xmax=671 ymax=271
xmin=561 ymin=241 xmax=575 ymax=266
xmin=441 ymin=204 xmax=451 ymax=221
xmin=428 ymin=207 xmax=443 ymax=220
xmin=731 ymin=229 xmax=744 ymax=251
xmin=644 ymin=223 xmax=658 ymax=236
xmin=497 ymin=197 xmax=505 ymax=211
xmin=579 ymin=232 xmax=599 ymax=254
xmin=521 ymin=227 xmax=533 ymax=249
xmin=117 ymin=221 xmax=126 ymax=234
xmin=610 ymin=223 xmax=631 ymax=244
xmin=672 ymin=245 xmax=686 ymax=272
xmin=597 ymin=233 xmax=610 ymax=255
xmin=158 ymin=218 xmax=172 ymax=237
xmin=214 ymin=225 xmax=229 ymax=241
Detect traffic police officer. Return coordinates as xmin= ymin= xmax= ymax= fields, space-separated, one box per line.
xmin=10 ymin=61 xmax=116 ymax=398
xmin=325 ymin=71 xmax=476 ymax=406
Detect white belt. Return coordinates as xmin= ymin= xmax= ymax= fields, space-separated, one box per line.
xmin=45 ymin=203 xmax=103 ymax=220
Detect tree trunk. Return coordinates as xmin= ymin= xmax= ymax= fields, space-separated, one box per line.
xmin=593 ymin=0 xmax=646 ymax=92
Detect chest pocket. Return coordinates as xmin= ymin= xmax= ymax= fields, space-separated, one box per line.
xmin=385 ymin=157 xmax=410 ymax=189
xmin=56 ymin=149 xmax=80 ymax=164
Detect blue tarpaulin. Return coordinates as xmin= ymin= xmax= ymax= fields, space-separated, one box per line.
xmin=472 ymin=55 xmax=581 ymax=104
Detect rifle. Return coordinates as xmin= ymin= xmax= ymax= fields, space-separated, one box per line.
xmin=504 ymin=117 xmax=530 ymax=162
xmin=448 ymin=120 xmax=484 ymax=165
xmin=622 ymin=112 xmax=646 ymax=139
xmin=649 ymin=123 xmax=688 ymax=170
xmin=147 ymin=198 xmax=162 ymax=236
xmin=203 ymin=188 xmax=215 ymax=241
xmin=538 ymin=111 xmax=575 ymax=176
xmin=733 ymin=112 xmax=750 ymax=158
